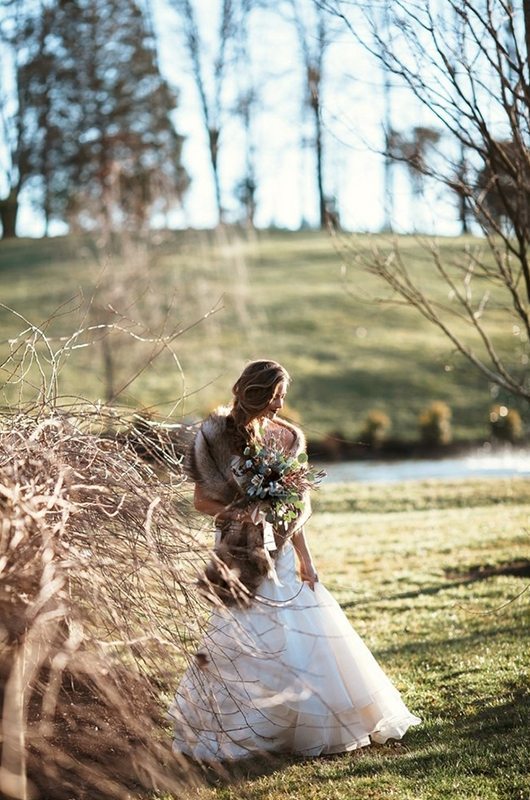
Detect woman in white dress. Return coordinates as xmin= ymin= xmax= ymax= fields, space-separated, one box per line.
xmin=169 ymin=360 xmax=420 ymax=761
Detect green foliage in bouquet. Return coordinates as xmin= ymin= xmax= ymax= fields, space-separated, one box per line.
xmin=234 ymin=441 xmax=326 ymax=529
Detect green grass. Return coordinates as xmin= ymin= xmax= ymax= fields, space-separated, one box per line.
xmin=0 ymin=230 xmax=527 ymax=441
xmin=181 ymin=477 xmax=530 ymax=800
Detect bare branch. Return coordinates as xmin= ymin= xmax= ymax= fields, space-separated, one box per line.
xmin=324 ymin=0 xmax=530 ymax=404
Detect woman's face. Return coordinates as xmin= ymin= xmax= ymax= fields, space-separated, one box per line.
xmin=262 ymin=379 xmax=288 ymax=419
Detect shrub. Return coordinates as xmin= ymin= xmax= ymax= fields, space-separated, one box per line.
xmin=418 ymin=401 xmax=453 ymax=446
xmin=0 ymin=411 xmax=204 ymax=799
xmin=489 ymin=404 xmax=523 ymax=443
xmin=360 ymin=410 xmax=391 ymax=448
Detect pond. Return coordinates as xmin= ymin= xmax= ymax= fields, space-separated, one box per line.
xmin=320 ymin=447 xmax=530 ymax=483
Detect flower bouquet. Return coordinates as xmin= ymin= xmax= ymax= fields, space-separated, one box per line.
xmin=233 ymin=438 xmax=326 ymax=535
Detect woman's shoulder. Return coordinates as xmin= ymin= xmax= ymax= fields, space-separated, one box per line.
xmin=198 ymin=405 xmax=232 ymax=439
xmin=274 ymin=416 xmax=306 ymax=455
xmin=185 ymin=406 xmax=236 ymax=495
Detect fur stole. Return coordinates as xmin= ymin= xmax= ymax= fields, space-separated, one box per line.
xmin=186 ymin=406 xmax=311 ymax=607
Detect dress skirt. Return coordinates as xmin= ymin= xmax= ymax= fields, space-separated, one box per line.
xmin=169 ymin=540 xmax=421 ymax=761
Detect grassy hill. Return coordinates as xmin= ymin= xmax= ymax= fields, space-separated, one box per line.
xmin=0 ymin=229 xmax=526 ymax=441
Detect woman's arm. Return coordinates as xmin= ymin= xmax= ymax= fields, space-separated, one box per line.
xmin=292 ymin=527 xmax=319 ymax=590
xmin=193 ymin=483 xmax=251 ymax=524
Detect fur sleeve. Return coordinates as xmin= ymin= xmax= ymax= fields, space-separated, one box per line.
xmin=275 ymin=417 xmax=306 ymax=458
xmin=184 ymin=408 xmax=241 ymax=504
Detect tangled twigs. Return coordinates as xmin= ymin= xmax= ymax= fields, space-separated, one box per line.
xmin=0 ymin=408 xmax=210 ymax=799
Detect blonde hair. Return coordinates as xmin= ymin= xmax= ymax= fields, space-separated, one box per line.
xmin=229 ymin=360 xmax=290 ymax=447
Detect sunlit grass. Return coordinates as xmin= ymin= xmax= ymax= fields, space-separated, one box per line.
xmin=179 ymin=477 xmax=529 ymax=800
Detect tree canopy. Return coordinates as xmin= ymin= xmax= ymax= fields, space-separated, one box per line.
xmin=1 ymin=0 xmax=189 ymax=237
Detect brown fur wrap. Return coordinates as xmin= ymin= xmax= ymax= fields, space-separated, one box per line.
xmin=186 ymin=406 xmax=311 ymax=607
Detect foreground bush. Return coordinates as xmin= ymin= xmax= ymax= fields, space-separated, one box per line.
xmin=0 ymin=410 xmax=206 ymax=800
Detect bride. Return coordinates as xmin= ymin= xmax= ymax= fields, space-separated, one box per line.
xmin=169 ymin=360 xmax=420 ymax=761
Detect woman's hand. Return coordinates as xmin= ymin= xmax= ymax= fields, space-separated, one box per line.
xmin=292 ymin=528 xmax=319 ymax=590
xmin=300 ymin=560 xmax=319 ymax=591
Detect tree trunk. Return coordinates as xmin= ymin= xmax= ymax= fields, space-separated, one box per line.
xmin=459 ymin=194 xmax=469 ymax=235
xmin=312 ymin=102 xmax=327 ymax=229
xmin=44 ymin=177 xmax=51 ymax=237
xmin=0 ymin=189 xmax=19 ymax=239
xmin=458 ymin=144 xmax=469 ymax=234
xmin=208 ymin=127 xmax=223 ymax=224
xmin=212 ymin=162 xmax=223 ymax=225
xmin=101 ymin=335 xmax=115 ymax=404
xmin=382 ymin=69 xmax=394 ymax=232
xmin=523 ymin=0 xmax=530 ymax=85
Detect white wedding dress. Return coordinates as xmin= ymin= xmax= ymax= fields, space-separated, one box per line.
xmin=169 ymin=539 xmax=421 ymax=761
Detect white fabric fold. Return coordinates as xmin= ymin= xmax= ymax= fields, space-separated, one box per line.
xmin=169 ymin=541 xmax=421 ymax=762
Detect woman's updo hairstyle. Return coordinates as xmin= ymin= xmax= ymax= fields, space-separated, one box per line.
xmin=229 ymin=360 xmax=290 ymax=448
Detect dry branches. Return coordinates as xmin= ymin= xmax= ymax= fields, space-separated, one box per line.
xmin=325 ymin=0 xmax=530 ymax=405
xmin=0 ymin=407 xmax=212 ymax=798
xmin=0 ymin=275 xmax=228 ymax=800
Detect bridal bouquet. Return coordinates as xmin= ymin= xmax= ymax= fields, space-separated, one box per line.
xmin=233 ymin=439 xmax=326 ymax=531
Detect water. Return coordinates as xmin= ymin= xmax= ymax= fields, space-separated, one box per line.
xmin=320 ymin=448 xmax=530 ymax=484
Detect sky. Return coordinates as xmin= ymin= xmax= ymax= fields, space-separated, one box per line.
xmin=149 ymin=0 xmax=460 ymax=235
xmin=7 ymin=0 xmax=463 ymax=238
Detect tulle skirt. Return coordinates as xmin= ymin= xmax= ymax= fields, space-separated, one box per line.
xmin=169 ymin=541 xmax=420 ymax=761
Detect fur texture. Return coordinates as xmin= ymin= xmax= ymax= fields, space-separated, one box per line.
xmin=186 ymin=407 xmax=311 ymax=607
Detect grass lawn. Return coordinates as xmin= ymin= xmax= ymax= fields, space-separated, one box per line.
xmin=178 ymin=477 xmax=530 ymax=800
xmin=0 ymin=230 xmax=527 ymax=441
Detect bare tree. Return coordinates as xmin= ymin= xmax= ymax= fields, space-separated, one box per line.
xmin=170 ymin=0 xmax=250 ymax=225
xmin=0 ymin=0 xmax=31 ymax=238
xmin=291 ymin=0 xmax=331 ymax=229
xmin=322 ymin=0 xmax=530 ymax=404
xmin=390 ymin=125 xmax=441 ymax=227
xmin=0 ymin=87 xmax=22 ymax=238
xmin=380 ymin=0 xmax=395 ymax=231
xmin=233 ymin=2 xmax=259 ymax=228
xmin=454 ymin=140 xmax=471 ymax=234
xmin=382 ymin=76 xmax=395 ymax=231
xmin=234 ymin=87 xmax=258 ymax=227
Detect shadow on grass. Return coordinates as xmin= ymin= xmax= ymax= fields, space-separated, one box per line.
xmin=319 ymin=686 xmax=530 ymax=780
xmin=293 ymin=359 xmax=486 ymax=418
xmin=201 ymin=686 xmax=530 ymax=799
xmin=0 ymin=236 xmax=82 ymax=273
xmin=341 ymin=560 xmax=530 ymax=609
xmin=198 ymin=751 xmax=307 ymax=787
xmin=374 ymin=621 xmax=526 ymax=661
xmin=177 ymin=621 xmax=530 ymax=799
